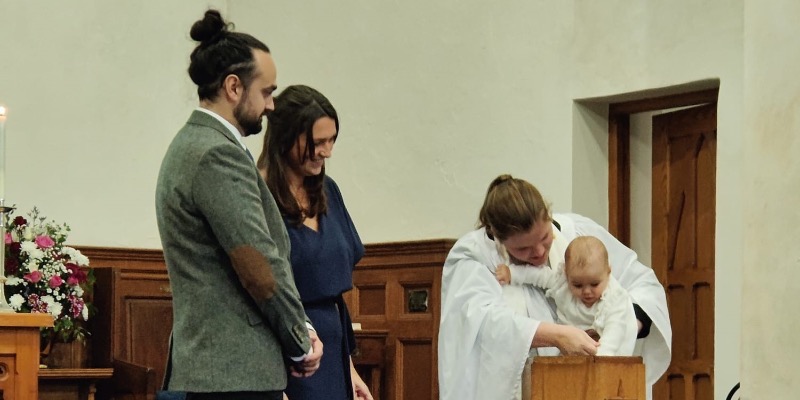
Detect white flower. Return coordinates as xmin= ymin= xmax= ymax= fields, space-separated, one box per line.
xmin=19 ymin=241 xmax=45 ymax=260
xmin=5 ymin=276 xmax=22 ymax=286
xmin=22 ymin=227 xmax=34 ymax=241
xmin=24 ymin=259 xmax=40 ymax=272
xmin=42 ymin=295 xmax=62 ymax=317
xmin=81 ymin=304 xmax=89 ymax=320
xmin=73 ymin=285 xmax=84 ymax=297
xmin=56 ymin=224 xmax=70 ymax=240
xmin=49 ymin=261 xmax=67 ymax=274
xmin=50 ymin=303 xmax=63 ymax=317
xmin=20 ymin=240 xmax=37 ymax=253
xmin=9 ymin=294 xmax=25 ymax=310
xmin=63 ymin=247 xmax=89 ymax=266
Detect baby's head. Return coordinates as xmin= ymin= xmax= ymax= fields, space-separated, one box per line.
xmin=564 ymin=236 xmax=611 ymax=307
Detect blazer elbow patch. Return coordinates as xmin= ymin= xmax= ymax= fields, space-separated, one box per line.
xmin=230 ymin=245 xmax=277 ymax=300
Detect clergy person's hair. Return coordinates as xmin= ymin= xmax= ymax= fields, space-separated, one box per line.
xmin=187 ymin=9 xmax=270 ymax=101
xmin=564 ymin=236 xmax=611 ymax=275
xmin=257 ymin=85 xmax=339 ymax=225
xmin=478 ymin=174 xmax=551 ymax=241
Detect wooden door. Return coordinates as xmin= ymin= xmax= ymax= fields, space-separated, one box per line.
xmin=651 ymin=103 xmax=716 ymax=399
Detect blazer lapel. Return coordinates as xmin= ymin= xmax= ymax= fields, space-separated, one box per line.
xmin=186 ymin=110 xmax=240 ymax=146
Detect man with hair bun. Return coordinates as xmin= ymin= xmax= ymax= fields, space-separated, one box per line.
xmin=156 ymin=9 xmax=322 ymax=400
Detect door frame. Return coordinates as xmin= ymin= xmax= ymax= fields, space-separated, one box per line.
xmin=606 ymin=88 xmax=719 ymax=244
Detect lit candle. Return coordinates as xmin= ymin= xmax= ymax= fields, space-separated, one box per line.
xmin=0 ymin=105 xmax=5 ymax=200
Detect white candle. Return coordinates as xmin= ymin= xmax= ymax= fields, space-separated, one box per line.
xmin=0 ymin=105 xmax=6 ymax=200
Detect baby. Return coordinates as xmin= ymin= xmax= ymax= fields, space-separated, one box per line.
xmin=496 ymin=235 xmax=637 ymax=356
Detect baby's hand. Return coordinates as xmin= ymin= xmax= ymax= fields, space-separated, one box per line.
xmin=495 ymin=264 xmax=511 ymax=286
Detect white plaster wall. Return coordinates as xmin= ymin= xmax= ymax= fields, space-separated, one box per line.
xmin=0 ymin=1 xmax=578 ymax=248
xmin=629 ymin=112 xmax=653 ymax=267
xmin=571 ymin=101 xmax=609 ymax=226
xmin=741 ymin=1 xmax=800 ymax=398
xmin=0 ymin=0 xmax=226 ymax=247
xmin=232 ymin=1 xmax=579 ymax=234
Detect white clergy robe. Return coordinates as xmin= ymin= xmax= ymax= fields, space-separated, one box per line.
xmin=437 ymin=213 xmax=672 ymax=400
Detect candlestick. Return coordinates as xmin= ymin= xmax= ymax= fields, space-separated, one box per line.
xmin=0 ymin=106 xmax=11 ymax=312
xmin=0 ymin=199 xmax=13 ymax=313
xmin=0 ymin=104 xmax=6 ymax=200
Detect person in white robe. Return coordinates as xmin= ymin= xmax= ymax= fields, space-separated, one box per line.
xmin=437 ymin=175 xmax=671 ymax=400
xmin=496 ymin=235 xmax=639 ymax=357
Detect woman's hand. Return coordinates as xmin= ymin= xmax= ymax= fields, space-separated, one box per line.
xmin=556 ymin=325 xmax=599 ymax=355
xmin=533 ymin=322 xmax=599 ymax=355
xmin=351 ymin=358 xmax=374 ymax=400
xmin=290 ymin=329 xmax=323 ymax=377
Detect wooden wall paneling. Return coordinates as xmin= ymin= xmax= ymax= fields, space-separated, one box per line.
xmin=90 ymin=268 xmax=115 ymax=368
xmin=352 ymin=330 xmax=389 ymax=400
xmin=82 ymin=239 xmax=455 ymax=400
xmin=348 ymin=239 xmax=454 ymax=400
xmin=398 ymin=339 xmax=433 ymax=400
xmin=91 ymin=268 xmax=173 ymax=394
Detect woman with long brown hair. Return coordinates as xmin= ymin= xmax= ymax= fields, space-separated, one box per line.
xmin=257 ymin=85 xmax=372 ymax=400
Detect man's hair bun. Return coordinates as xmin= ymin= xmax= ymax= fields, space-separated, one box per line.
xmin=190 ymin=9 xmax=228 ymax=43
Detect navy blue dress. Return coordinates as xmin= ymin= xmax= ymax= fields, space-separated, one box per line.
xmin=283 ymin=177 xmax=364 ymax=400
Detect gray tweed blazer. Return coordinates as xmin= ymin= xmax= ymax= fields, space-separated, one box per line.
xmin=155 ymin=110 xmax=311 ymax=392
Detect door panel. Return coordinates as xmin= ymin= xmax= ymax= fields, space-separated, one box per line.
xmin=651 ymin=103 xmax=717 ymax=400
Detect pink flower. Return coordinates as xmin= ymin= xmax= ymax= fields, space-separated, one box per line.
xmin=4 ymin=232 xmax=11 ymax=244
xmin=35 ymin=235 xmax=55 ymax=249
xmin=27 ymin=294 xmax=49 ymax=313
xmin=49 ymin=275 xmax=64 ymax=289
xmin=66 ymin=263 xmax=88 ymax=284
xmin=69 ymin=296 xmax=85 ymax=319
xmin=24 ymin=270 xmax=43 ymax=283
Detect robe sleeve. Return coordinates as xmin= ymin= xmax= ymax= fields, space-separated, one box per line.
xmin=438 ymin=234 xmax=539 ymax=400
xmin=563 ymin=213 xmax=672 ymax=386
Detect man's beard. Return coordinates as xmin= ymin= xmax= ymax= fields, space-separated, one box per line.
xmin=234 ymin=99 xmax=264 ymax=136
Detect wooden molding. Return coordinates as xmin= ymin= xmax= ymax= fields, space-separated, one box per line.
xmin=609 ymin=88 xmax=719 ymax=116
xmin=75 ymin=239 xmax=457 ymax=271
xmin=358 ymin=239 xmax=456 ymax=269
xmin=75 ymin=246 xmax=164 ymax=264
xmin=608 ymin=115 xmax=631 ymax=245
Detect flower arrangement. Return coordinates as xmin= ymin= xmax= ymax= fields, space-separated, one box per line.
xmin=3 ymin=206 xmax=94 ymax=342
